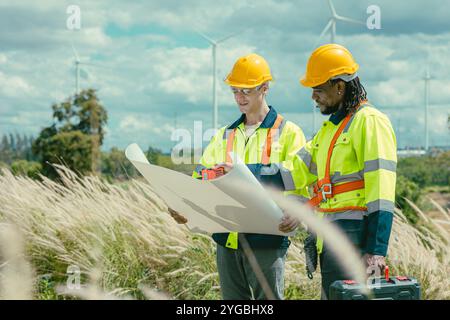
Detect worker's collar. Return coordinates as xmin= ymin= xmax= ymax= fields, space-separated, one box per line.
xmin=227 ymin=106 xmax=278 ymax=129
xmin=328 ymin=105 xmax=348 ymax=125
xmin=328 ymin=100 xmax=370 ymax=125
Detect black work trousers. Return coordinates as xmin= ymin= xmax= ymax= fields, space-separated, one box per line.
xmin=319 ymin=218 xmax=367 ymax=300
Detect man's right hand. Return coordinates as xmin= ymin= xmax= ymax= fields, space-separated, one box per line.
xmin=278 ymin=214 xmax=299 ymax=233
xmin=168 ymin=208 xmax=188 ymax=224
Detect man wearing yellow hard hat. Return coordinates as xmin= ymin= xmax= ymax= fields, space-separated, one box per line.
xmin=281 ymin=44 xmax=397 ymax=299
xmin=170 ymin=53 xmax=309 ymax=299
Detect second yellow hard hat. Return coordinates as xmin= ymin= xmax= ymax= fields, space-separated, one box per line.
xmin=300 ymin=44 xmax=359 ymax=88
xmin=224 ymin=53 xmax=273 ymax=88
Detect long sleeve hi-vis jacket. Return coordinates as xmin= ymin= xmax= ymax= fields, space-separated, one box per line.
xmin=280 ymin=102 xmax=397 ymax=256
xmin=192 ymin=106 xmax=310 ymax=250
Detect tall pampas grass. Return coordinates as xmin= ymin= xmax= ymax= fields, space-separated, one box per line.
xmin=0 ymin=166 xmax=448 ymax=300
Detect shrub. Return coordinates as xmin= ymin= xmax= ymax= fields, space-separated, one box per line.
xmin=11 ymin=160 xmax=42 ymax=179
xmin=395 ymin=175 xmax=421 ymax=224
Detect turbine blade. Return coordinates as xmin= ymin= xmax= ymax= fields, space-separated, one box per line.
xmin=316 ymin=19 xmax=333 ymax=46
xmin=80 ymin=68 xmax=89 ymax=79
xmin=424 ymin=65 xmax=431 ymax=79
xmin=331 ymin=20 xmax=336 ymax=43
xmin=71 ymin=43 xmax=80 ymax=62
xmin=335 ymin=15 xmax=365 ymax=25
xmin=425 ymin=46 xmax=431 ymax=69
xmin=217 ymin=29 xmax=247 ymax=44
xmin=328 ymin=0 xmax=337 ymax=17
xmin=80 ymin=61 xmax=111 ymax=69
xmin=195 ymin=30 xmax=216 ymax=45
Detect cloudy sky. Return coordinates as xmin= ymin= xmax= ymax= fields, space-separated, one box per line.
xmin=0 ymin=0 xmax=449 ymax=152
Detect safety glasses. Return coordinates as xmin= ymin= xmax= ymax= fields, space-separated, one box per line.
xmin=230 ymin=84 xmax=264 ymax=96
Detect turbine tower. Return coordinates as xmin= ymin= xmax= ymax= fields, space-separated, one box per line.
xmin=72 ymin=44 xmax=81 ymax=94
xmin=424 ymin=67 xmax=431 ymax=151
xmin=70 ymin=43 xmax=109 ymax=174
xmin=71 ymin=44 xmax=105 ymax=95
xmin=197 ymin=31 xmax=239 ymax=130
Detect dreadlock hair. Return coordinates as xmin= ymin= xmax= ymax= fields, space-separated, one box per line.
xmin=330 ymin=76 xmax=367 ymax=115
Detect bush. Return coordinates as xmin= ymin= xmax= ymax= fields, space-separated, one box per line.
xmin=33 ymin=130 xmax=93 ymax=180
xmin=101 ymin=147 xmax=137 ymax=182
xmin=395 ymin=175 xmax=421 ymax=224
xmin=11 ymin=160 xmax=42 ymax=179
xmin=397 ymin=152 xmax=450 ymax=187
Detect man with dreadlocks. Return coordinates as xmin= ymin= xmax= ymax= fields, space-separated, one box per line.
xmin=280 ymin=44 xmax=397 ymax=299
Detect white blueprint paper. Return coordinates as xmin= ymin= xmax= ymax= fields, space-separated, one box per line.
xmin=125 ymin=143 xmax=293 ymax=236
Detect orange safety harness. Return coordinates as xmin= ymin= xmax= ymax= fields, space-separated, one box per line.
xmin=222 ymin=114 xmax=284 ymax=250
xmin=308 ymin=101 xmax=368 ymax=213
xmin=225 ymin=114 xmax=284 ymax=164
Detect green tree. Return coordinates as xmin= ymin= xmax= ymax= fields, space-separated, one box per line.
xmin=25 ymin=135 xmax=36 ymax=161
xmin=33 ymin=130 xmax=92 ymax=179
xmin=33 ymin=89 xmax=107 ymax=179
xmin=0 ymin=133 xmax=36 ymax=163
xmin=9 ymin=133 xmax=15 ymax=152
xmin=431 ymin=151 xmax=450 ymax=186
xmin=146 ymin=146 xmax=162 ymax=165
xmin=395 ymin=175 xmax=421 ymax=224
xmin=397 ymin=152 xmax=450 ymax=187
xmin=101 ymin=147 xmax=137 ymax=182
xmin=0 ymin=134 xmax=12 ymax=164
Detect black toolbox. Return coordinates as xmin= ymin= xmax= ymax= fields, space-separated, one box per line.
xmin=329 ymin=275 xmax=421 ymax=300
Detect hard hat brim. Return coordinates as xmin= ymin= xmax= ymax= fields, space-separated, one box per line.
xmin=300 ymin=63 xmax=359 ymax=88
xmin=224 ymin=76 xmax=273 ymax=88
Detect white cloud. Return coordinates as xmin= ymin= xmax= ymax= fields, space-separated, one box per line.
xmin=1 ymin=0 xmax=450 ymax=151
xmin=119 ymin=115 xmax=151 ymax=132
xmin=0 ymin=71 xmax=35 ymax=97
xmin=429 ymin=107 xmax=450 ymax=134
xmin=75 ymin=27 xmax=112 ymax=48
xmin=119 ymin=114 xmax=175 ymax=135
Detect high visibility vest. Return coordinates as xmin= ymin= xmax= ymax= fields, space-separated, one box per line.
xmin=308 ymin=101 xmax=367 ymax=212
xmin=192 ymin=106 xmax=310 ymax=249
xmin=281 ymin=102 xmax=397 ymax=253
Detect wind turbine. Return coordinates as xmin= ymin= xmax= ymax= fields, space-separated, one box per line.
xmin=310 ymin=0 xmax=365 ymax=137
xmin=423 ymin=66 xmax=431 ymax=151
xmin=197 ymin=31 xmax=240 ymax=130
xmin=316 ymin=0 xmax=365 ymax=46
xmin=70 ymin=44 xmax=111 ymax=174
xmin=71 ymin=44 xmax=106 ymax=95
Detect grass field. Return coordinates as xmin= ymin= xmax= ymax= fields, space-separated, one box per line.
xmin=0 ymin=165 xmax=448 ymax=300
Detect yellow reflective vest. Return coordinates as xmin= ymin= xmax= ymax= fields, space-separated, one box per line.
xmin=281 ymin=102 xmax=397 ymax=255
xmin=192 ymin=106 xmax=309 ymax=249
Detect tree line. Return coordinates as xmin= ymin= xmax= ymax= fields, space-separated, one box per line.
xmin=1 ymin=87 xmax=447 ymax=225
xmin=0 ymin=88 xmax=168 ymax=181
xmin=0 ymin=133 xmax=37 ymax=164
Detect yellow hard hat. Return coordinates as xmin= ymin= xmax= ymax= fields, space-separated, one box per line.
xmin=300 ymin=44 xmax=359 ymax=88
xmin=224 ymin=53 xmax=273 ymax=88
